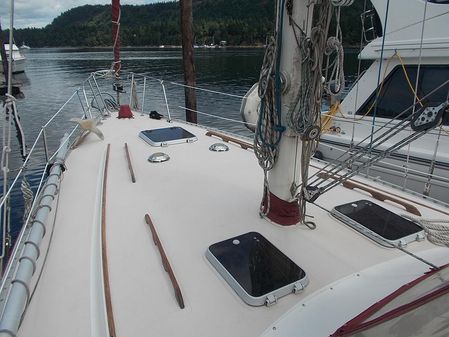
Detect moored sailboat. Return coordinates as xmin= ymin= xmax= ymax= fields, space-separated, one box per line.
xmin=242 ymin=0 xmax=449 ymax=203
xmin=0 ymin=44 xmax=25 ymax=74
xmin=317 ymin=0 xmax=449 ymax=203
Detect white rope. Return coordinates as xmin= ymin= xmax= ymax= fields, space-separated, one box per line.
xmin=331 ymin=0 xmax=354 ymax=6
xmin=20 ymin=177 xmax=33 ymax=223
xmin=254 ymin=36 xmax=280 ymax=173
xmin=254 ymin=0 xmax=285 ymax=217
xmin=131 ymin=79 xmax=139 ymax=110
xmin=287 ymin=1 xmax=332 ymax=135
xmin=2 ymin=94 xmax=13 ymax=256
xmin=402 ymin=214 xmax=449 ymax=247
xmin=324 ymin=5 xmax=345 ymax=97
xmin=285 ymin=0 xmax=333 ymax=221
xmin=7 ymin=94 xmax=27 ymax=158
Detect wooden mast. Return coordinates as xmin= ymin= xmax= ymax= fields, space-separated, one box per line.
xmin=112 ymin=0 xmax=121 ymax=105
xmin=180 ymin=0 xmax=198 ymax=123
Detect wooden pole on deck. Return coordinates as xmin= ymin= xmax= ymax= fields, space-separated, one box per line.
xmin=0 ymin=22 xmax=10 ymax=88
xmin=180 ymin=0 xmax=198 ymax=123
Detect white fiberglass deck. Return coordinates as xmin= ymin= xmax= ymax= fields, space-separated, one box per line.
xmin=18 ymin=112 xmax=449 ymax=337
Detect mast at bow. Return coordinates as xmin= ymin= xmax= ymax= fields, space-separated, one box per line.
xmin=255 ymin=0 xmax=352 ymax=226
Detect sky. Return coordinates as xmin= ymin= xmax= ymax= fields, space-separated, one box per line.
xmin=1 ymin=0 xmax=167 ymax=29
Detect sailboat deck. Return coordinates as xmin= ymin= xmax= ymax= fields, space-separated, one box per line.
xmin=19 ymin=112 xmax=449 ymax=337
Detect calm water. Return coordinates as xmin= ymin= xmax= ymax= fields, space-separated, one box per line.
xmin=1 ymin=47 xmax=362 ymax=244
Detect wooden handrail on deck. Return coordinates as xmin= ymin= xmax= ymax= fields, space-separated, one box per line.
xmin=205 ymin=130 xmax=253 ymax=150
xmin=342 ymin=180 xmax=421 ymax=216
xmin=144 ymin=214 xmax=185 ymax=309
xmin=102 ymin=144 xmax=118 ymax=337
xmin=317 ymin=172 xmax=421 ymax=216
xmin=124 ymin=143 xmax=136 ymax=183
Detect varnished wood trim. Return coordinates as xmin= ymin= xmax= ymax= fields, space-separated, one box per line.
xmin=144 ymin=214 xmax=185 ymax=309
xmin=314 ymin=168 xmax=447 ymax=217
xmin=205 ymin=130 xmax=253 ymax=150
xmin=124 ymin=143 xmax=136 ymax=183
xmin=102 ymin=144 xmax=117 ymax=337
xmin=342 ymin=180 xmax=421 ymax=216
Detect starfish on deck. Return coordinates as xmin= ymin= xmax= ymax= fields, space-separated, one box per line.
xmin=70 ymin=118 xmax=104 ymax=140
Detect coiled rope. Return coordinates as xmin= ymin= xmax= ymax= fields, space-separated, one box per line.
xmin=284 ymin=0 xmax=334 ymax=222
xmin=402 ymin=214 xmax=449 ymax=247
xmin=254 ymin=36 xmax=282 ymax=173
xmin=254 ymin=0 xmax=351 ymax=222
xmin=324 ymin=12 xmax=345 ymax=97
xmin=254 ymin=0 xmax=285 ymax=216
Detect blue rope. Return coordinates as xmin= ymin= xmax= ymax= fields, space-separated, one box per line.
xmin=256 ymin=0 xmax=286 ymax=149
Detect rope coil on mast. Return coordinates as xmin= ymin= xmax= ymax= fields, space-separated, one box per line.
xmin=284 ymin=0 xmax=335 ymax=223
xmin=254 ymin=0 xmax=285 ymax=217
xmin=255 ymin=36 xmax=282 ymax=170
xmin=254 ymin=0 xmax=351 ymax=223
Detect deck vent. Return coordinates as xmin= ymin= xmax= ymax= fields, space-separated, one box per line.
xmin=331 ymin=200 xmax=425 ymax=247
xmin=139 ymin=126 xmax=197 ymax=147
xmin=209 ymin=143 xmax=229 ymax=152
xmin=206 ymin=232 xmax=308 ymax=306
xmin=148 ymin=152 xmax=170 ymax=163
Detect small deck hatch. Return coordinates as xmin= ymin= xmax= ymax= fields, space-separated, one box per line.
xmin=139 ymin=126 xmax=197 ymax=146
xmin=331 ymin=200 xmax=425 ymax=247
xmin=206 ymin=232 xmax=308 ymax=306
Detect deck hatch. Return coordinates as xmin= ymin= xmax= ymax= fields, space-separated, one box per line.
xmin=139 ymin=127 xmax=197 ymax=146
xmin=206 ymin=232 xmax=308 ymax=306
xmin=331 ymin=200 xmax=424 ymax=247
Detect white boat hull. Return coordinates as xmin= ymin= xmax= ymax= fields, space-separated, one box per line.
xmin=0 ymin=58 xmax=25 ymax=74
xmin=317 ymin=137 xmax=449 ymax=203
xmin=10 ymin=58 xmax=25 ymax=74
xmin=1 ymin=44 xmax=26 ymax=74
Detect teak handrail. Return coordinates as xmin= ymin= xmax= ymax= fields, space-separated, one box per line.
xmin=342 ymin=180 xmax=421 ymax=216
xmin=144 ymin=214 xmax=185 ymax=309
xmin=205 ymin=130 xmax=253 ymax=150
xmin=311 ymin=164 xmax=449 ymax=217
xmin=124 ymin=143 xmax=136 ymax=183
xmin=102 ymin=144 xmax=117 ymax=337
xmin=317 ymin=172 xmax=421 ymax=216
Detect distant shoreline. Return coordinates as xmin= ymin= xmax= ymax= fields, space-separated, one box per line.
xmin=26 ymin=44 xmax=361 ymax=49
xmin=29 ymin=45 xmax=266 ymax=49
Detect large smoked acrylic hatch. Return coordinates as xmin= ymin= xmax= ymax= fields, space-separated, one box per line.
xmin=331 ymin=200 xmax=425 ymax=247
xmin=139 ymin=126 xmax=197 ymax=146
xmin=206 ymin=232 xmax=308 ymax=306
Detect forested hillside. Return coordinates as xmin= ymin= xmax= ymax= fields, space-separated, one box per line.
xmin=6 ymin=0 xmax=372 ymax=47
